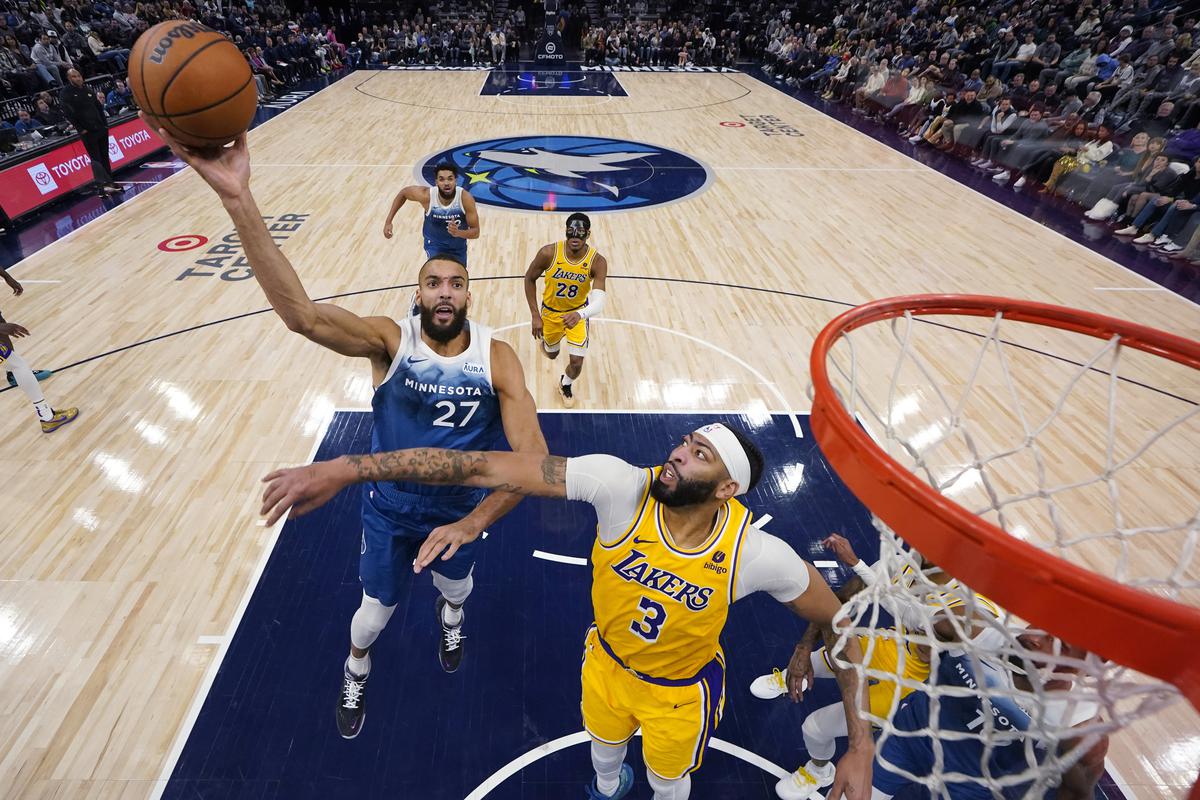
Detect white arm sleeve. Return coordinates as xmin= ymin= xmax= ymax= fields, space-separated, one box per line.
xmin=851 ymin=559 xmax=877 ymax=586
xmin=565 ymin=454 xmax=650 ymax=545
xmin=733 ymin=527 xmax=812 ymax=603
xmin=577 ymin=289 xmax=606 ymax=320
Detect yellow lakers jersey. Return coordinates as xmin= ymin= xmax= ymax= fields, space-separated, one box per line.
xmin=591 ymin=467 xmax=753 ymax=681
xmin=541 ymin=241 xmax=596 ymax=312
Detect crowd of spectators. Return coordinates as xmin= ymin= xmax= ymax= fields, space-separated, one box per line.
xmin=757 ymin=0 xmax=1200 ymax=262
xmin=0 ymin=0 xmax=532 ymax=165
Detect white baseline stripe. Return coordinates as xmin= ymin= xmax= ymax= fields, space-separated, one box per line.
xmin=756 ymin=513 xmax=773 ymax=526
xmin=464 ymin=730 xmax=788 ymax=799
xmin=813 ymin=560 xmax=839 ymax=568
xmin=1093 ymin=287 xmax=1170 ymax=292
xmin=149 ymin=405 xmax=336 ymax=800
xmin=16 ymin=279 xmax=61 ymax=284
xmin=532 ymin=549 xmax=588 ymax=566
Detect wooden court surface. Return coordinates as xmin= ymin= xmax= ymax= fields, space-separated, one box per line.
xmin=1 ymin=69 xmax=1197 ymax=798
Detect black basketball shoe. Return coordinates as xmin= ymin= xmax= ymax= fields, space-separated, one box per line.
xmin=559 ymin=376 xmax=575 ymax=408
xmin=336 ymin=664 xmax=369 ymax=739
xmin=436 ymin=597 xmax=466 ymax=673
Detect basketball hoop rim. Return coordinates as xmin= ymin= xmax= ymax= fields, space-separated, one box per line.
xmin=809 ymin=294 xmax=1200 ymax=713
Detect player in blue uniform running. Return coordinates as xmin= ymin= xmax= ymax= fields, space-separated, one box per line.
xmin=383 ymin=162 xmax=480 ymax=268
xmin=155 ymin=127 xmax=547 ymax=740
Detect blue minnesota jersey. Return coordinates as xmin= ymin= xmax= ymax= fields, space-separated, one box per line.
xmin=370 ymin=314 xmax=503 ymax=499
xmin=422 ymin=185 xmax=469 ymax=264
xmin=881 ymin=650 xmax=1100 ymax=797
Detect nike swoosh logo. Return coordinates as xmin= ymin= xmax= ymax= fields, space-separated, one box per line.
xmin=407 ymin=356 xmax=428 ymax=365
xmin=633 ymin=537 xmax=655 ymax=544
xmin=673 ymin=701 xmax=698 ymax=709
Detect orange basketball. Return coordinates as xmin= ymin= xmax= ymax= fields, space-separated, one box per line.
xmin=128 ymin=20 xmax=257 ymax=148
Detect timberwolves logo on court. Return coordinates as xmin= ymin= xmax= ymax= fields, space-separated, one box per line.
xmin=417 ymin=135 xmax=712 ymax=212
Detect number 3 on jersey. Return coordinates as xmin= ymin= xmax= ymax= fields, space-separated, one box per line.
xmin=630 ymin=596 xmax=668 ymax=642
xmin=433 ymin=400 xmax=480 ymax=428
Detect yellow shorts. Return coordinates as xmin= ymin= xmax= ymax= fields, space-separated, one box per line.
xmin=823 ymin=635 xmax=930 ymax=719
xmin=541 ymin=307 xmax=589 ymax=356
xmin=580 ymin=627 xmax=725 ymax=780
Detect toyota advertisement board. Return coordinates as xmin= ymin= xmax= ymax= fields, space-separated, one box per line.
xmin=0 ymin=117 xmax=166 ymax=219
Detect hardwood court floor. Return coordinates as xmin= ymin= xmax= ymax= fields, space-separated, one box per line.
xmin=0 ymin=69 xmax=1197 ymax=798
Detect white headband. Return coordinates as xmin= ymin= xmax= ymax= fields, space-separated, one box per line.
xmin=694 ymin=423 xmax=752 ymax=496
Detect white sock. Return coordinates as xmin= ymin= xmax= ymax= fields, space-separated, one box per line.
xmin=442 ymin=600 xmax=463 ymax=627
xmin=346 ymin=652 xmax=370 ymax=677
xmin=4 ymin=350 xmax=51 ymax=420
xmin=591 ymin=740 xmax=626 ymax=796
xmin=561 ymin=374 xmax=574 ymax=386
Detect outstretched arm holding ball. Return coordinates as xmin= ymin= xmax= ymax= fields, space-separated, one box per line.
xmin=149 ymin=117 xmax=401 ymax=384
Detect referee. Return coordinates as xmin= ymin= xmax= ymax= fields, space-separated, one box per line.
xmin=59 ymin=68 xmax=123 ymax=196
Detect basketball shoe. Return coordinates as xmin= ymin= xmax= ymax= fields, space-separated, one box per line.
xmin=436 ymin=597 xmax=465 ymax=673
xmin=775 ymin=760 xmax=835 ymax=800
xmin=336 ymin=662 xmax=369 ymax=739
xmin=41 ymin=407 xmax=78 ymax=434
xmin=750 ymin=667 xmax=789 ymax=699
xmin=559 ymin=376 xmax=575 ymax=408
xmin=585 ymin=763 xmax=634 ymax=799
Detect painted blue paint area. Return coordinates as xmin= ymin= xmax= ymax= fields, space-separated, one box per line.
xmin=0 ymin=69 xmax=354 ymax=271
xmin=744 ymin=66 xmax=1200 ymax=306
xmin=161 ymin=410 xmax=884 ymax=799
xmin=481 ymin=69 xmax=628 ymax=96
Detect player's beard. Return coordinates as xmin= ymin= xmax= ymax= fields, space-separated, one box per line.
xmin=438 ymin=187 xmax=456 ymax=202
xmin=650 ymin=471 xmax=718 ymax=507
xmin=420 ymin=302 xmax=468 ymax=343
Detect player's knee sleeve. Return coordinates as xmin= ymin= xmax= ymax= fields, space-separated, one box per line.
xmin=646 ymin=769 xmax=691 ymax=800
xmin=801 ymin=702 xmax=845 ymax=762
xmin=590 ymin=739 xmax=627 ymax=776
xmin=350 ymin=591 xmax=396 ymax=650
xmin=432 ymin=569 xmax=473 ymax=606
xmin=3 ymin=349 xmax=45 ymax=404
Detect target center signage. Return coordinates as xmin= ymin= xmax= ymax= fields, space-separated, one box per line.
xmin=0 ymin=117 xmax=166 ymax=219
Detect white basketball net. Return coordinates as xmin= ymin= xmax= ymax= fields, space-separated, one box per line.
xmin=818 ymin=308 xmax=1199 ymax=799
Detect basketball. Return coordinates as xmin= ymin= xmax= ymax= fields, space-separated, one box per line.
xmin=128 ymin=20 xmax=257 ymax=148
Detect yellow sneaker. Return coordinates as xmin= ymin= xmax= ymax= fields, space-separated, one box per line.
xmin=750 ymin=667 xmax=789 ymax=699
xmin=41 ymin=407 xmax=79 ymax=434
xmin=775 ymin=760 xmax=836 ymax=800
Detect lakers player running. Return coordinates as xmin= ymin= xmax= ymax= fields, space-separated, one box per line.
xmin=152 ymin=125 xmax=547 ymax=740
xmin=260 ymin=424 xmax=875 ymax=800
xmin=753 ymin=534 xmax=1004 ymax=800
xmin=524 ymin=213 xmax=608 ymax=407
xmin=382 ymin=162 xmax=480 ymax=267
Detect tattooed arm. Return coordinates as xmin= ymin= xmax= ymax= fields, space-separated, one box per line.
xmin=260 ymin=448 xmax=568 ymax=526
xmin=785 ymin=563 xmax=874 ymax=800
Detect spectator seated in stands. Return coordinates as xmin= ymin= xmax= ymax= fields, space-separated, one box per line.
xmin=105 ymin=78 xmax=132 ymax=113
xmin=14 ymin=108 xmax=40 ymax=135
xmin=1115 ymin=155 xmax=1200 ymax=245
xmin=1041 ymin=123 xmax=1115 ymax=194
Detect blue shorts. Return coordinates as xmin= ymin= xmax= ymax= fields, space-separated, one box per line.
xmin=874 ymin=693 xmax=999 ymax=800
xmin=359 ymin=482 xmax=484 ymax=606
xmin=423 ymin=238 xmax=468 ymax=269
